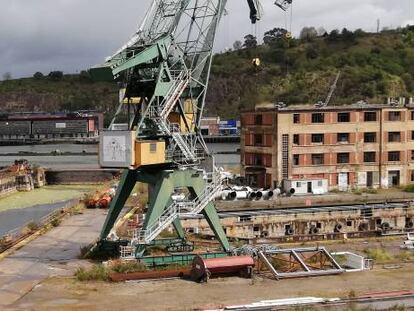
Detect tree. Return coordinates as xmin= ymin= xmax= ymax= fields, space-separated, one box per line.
xmin=327 ymin=29 xmax=340 ymax=42
xmin=299 ymin=27 xmax=317 ymax=42
xmin=33 ymin=72 xmax=44 ymax=80
xmin=2 ymin=72 xmax=12 ymax=81
xmin=317 ymin=27 xmax=327 ymax=37
xmin=233 ymin=40 xmax=242 ymax=50
xmin=341 ymin=28 xmax=355 ymax=41
xmin=243 ymin=34 xmax=257 ymax=49
xmin=263 ymin=27 xmax=288 ymax=45
xmin=48 ymin=71 xmax=63 ymax=81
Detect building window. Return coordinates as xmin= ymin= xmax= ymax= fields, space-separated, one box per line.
xmin=412 ymin=131 xmax=414 ymax=141
xmin=254 ymin=155 xmax=263 ymax=166
xmin=311 ymin=154 xmax=324 ymax=165
xmin=239 ymin=215 xmax=252 ymax=222
xmin=388 ymin=132 xmax=401 ymax=142
xmin=364 ymin=132 xmax=377 ymax=143
xmin=337 ymin=153 xmax=350 ymax=164
xmin=311 ymin=133 xmax=324 ymax=144
xmin=255 ymin=114 xmax=263 ymax=125
xmin=293 ymin=134 xmax=300 ymax=145
xmin=254 ymin=134 xmax=263 ymax=146
xmin=411 ymin=111 xmax=414 ymax=120
xmin=311 ymin=113 xmax=324 ymax=123
xmin=364 ymin=152 xmax=376 ymax=163
xmin=337 ymin=112 xmax=350 ymax=122
xmin=388 ymin=151 xmax=400 ymax=162
xmin=388 ymin=111 xmax=401 ymax=121
xmin=411 ymin=151 xmax=414 ymax=161
xmin=293 ymin=114 xmax=300 ymax=124
xmin=411 ymin=170 xmax=414 ymax=182
xmin=337 ymin=133 xmax=349 ymax=143
xmin=364 ymin=111 xmax=377 ymax=122
xmin=293 ymin=154 xmax=300 ymax=166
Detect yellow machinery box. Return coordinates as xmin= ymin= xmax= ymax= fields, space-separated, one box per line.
xmin=135 ymin=140 xmax=166 ymax=167
xmin=168 ymin=112 xmax=194 ymax=133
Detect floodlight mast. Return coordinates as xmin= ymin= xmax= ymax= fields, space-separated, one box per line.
xmin=91 ymin=0 xmax=292 ymax=258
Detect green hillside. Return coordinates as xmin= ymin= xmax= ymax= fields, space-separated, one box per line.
xmin=1 ymin=26 xmax=414 ymax=122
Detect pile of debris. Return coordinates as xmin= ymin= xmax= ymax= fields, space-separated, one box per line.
xmin=0 ymin=159 xmax=45 ymax=197
xmin=84 ymin=184 xmax=118 ymax=209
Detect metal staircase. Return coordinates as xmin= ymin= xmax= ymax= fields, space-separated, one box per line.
xmin=159 ymin=70 xmax=190 ymax=119
xmin=132 ymin=173 xmax=226 ymax=246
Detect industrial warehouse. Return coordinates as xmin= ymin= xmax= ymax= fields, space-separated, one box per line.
xmin=241 ymin=98 xmax=414 ymax=192
xmin=1 ymin=0 xmax=414 ymax=310
xmin=0 ymin=112 xmax=103 ymax=143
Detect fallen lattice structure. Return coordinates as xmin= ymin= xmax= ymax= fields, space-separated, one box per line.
xmin=257 ymin=247 xmax=345 ymax=279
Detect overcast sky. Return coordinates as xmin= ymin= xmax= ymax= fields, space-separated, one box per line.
xmin=0 ymin=0 xmax=413 ymax=79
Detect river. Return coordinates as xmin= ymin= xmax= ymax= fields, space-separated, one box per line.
xmin=0 ymin=143 xmax=240 ymax=169
xmin=0 ymin=143 xmax=240 ymax=235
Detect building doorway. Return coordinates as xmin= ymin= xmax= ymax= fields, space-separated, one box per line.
xmin=338 ymin=172 xmax=349 ymax=191
xmin=307 ymin=182 xmax=313 ymax=193
xmin=388 ymin=170 xmax=400 ymax=187
xmin=367 ymin=172 xmax=373 ymax=188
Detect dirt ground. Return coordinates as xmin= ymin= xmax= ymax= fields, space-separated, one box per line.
xmin=6 ymin=237 xmax=414 ymax=311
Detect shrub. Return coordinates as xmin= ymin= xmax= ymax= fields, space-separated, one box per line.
xmin=27 ymin=222 xmax=40 ymax=232
xmin=75 ymin=265 xmax=109 ymax=282
xmin=364 ymin=248 xmax=393 ymax=262
xmin=403 ymin=184 xmax=414 ymax=193
xmin=109 ymin=260 xmax=147 ymax=274
xmin=50 ymin=218 xmax=62 ymax=227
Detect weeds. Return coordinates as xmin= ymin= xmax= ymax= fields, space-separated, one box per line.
xmin=109 ymin=260 xmax=147 ymax=274
xmin=363 ymin=248 xmax=393 ymax=262
xmin=50 ymin=218 xmax=62 ymax=227
xmin=75 ymin=260 xmax=147 ymax=281
xmin=75 ymin=265 xmax=109 ymax=282
xmin=27 ymin=222 xmax=40 ymax=232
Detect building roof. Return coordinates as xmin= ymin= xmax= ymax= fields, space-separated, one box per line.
xmin=249 ymin=100 xmax=414 ymax=114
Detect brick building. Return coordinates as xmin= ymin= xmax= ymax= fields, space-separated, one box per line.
xmin=241 ymin=101 xmax=414 ymax=191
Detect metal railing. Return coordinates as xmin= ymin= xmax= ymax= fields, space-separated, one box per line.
xmin=132 ymin=171 xmax=226 ymax=245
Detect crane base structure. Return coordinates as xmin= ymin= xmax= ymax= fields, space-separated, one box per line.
xmin=99 ymin=168 xmax=230 ymax=258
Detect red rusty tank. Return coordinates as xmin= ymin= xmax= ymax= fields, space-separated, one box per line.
xmin=191 ymin=255 xmax=254 ymax=282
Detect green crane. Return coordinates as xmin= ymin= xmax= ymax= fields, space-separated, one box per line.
xmin=91 ymin=0 xmax=292 ymax=259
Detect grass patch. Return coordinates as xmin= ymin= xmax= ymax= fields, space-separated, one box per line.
xmin=75 ymin=260 xmax=148 ymax=281
xmin=50 ymin=217 xmax=62 ymax=227
xmin=75 ymin=265 xmax=109 ymax=282
xmin=109 ymin=260 xmax=147 ymax=274
xmin=402 ymin=184 xmax=414 ymax=193
xmin=0 ymin=184 xmax=98 ymax=212
xmin=26 ymin=221 xmax=40 ymax=232
xmin=363 ymin=248 xmax=394 ymax=262
xmin=396 ymin=251 xmax=414 ymax=261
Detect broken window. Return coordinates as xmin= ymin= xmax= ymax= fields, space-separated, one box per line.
xmin=388 ymin=151 xmax=400 ymax=162
xmin=364 ymin=132 xmax=377 ymax=143
xmin=388 ymin=111 xmax=401 ymax=121
xmin=311 ymin=133 xmax=324 ymax=143
xmin=337 ymin=133 xmax=349 ymax=143
xmin=337 ymin=153 xmax=350 ymax=164
xmin=364 ymin=111 xmax=377 ymax=122
xmin=337 ymin=112 xmax=350 ymax=122
xmin=312 ymin=154 xmax=324 ymax=165
xmin=388 ymin=132 xmax=401 ymax=142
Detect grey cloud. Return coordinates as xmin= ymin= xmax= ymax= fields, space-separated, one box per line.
xmin=0 ymin=0 xmax=413 ymax=78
